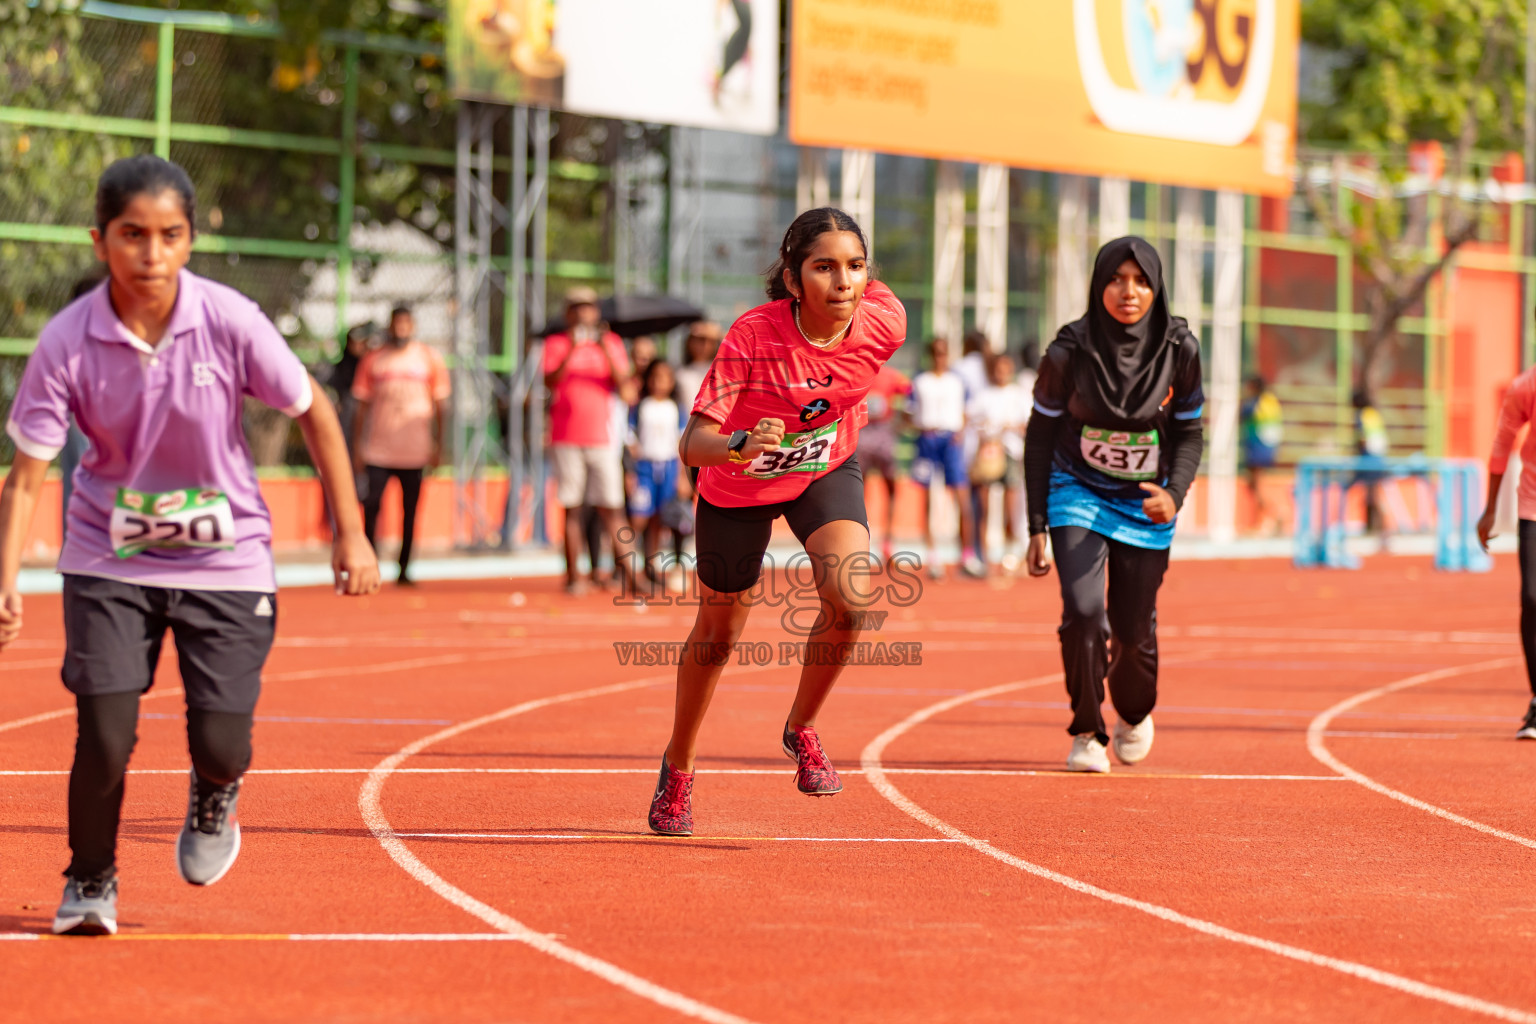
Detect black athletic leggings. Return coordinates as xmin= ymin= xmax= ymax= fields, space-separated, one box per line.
xmin=1050 ymin=526 xmax=1170 ymax=745
xmin=1519 ymin=521 xmax=1536 ymax=697
xmin=362 ymin=465 xmax=423 ymax=577
xmin=68 ymin=693 xmax=252 ymax=879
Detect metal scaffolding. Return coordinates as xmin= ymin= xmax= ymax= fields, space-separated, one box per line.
xmin=1098 ymin=176 xmax=1130 ymax=244
xmin=932 ymin=161 xmax=966 ymax=342
xmin=1208 ymin=190 xmax=1245 ymax=543
xmin=452 ymin=100 xmax=511 ymax=551
xmin=974 ymin=163 xmax=1009 ymax=350
xmin=796 ymin=147 xmax=831 ymax=213
xmin=503 ymin=105 xmax=552 ymax=550
xmin=840 ymin=148 xmax=875 ymax=248
xmin=615 ymin=123 xmax=667 ymax=295
xmin=669 ymin=126 xmax=705 ymax=309
xmin=1052 ymin=175 xmax=1090 ymax=333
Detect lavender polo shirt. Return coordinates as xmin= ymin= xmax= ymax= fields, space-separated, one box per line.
xmin=6 ymin=271 xmax=313 ymax=591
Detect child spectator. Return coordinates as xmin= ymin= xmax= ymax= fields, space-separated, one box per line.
xmin=628 ymin=359 xmax=686 ymax=586
xmin=967 ymin=352 xmax=1032 ymax=572
xmin=908 ymin=337 xmax=981 ymax=579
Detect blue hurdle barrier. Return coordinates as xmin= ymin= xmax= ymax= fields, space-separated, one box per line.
xmin=1292 ymin=456 xmax=1490 ymax=571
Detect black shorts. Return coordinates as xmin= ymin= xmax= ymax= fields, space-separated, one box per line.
xmin=694 ymin=456 xmax=869 ymax=593
xmin=61 ymin=574 xmax=277 ymax=714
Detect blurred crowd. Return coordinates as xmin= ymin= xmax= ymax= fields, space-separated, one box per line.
xmin=538 ymin=285 xmax=1047 ymax=590
xmin=540 ymin=287 xmax=719 ymax=596
xmin=322 ymin=294 xmax=1398 ymax=594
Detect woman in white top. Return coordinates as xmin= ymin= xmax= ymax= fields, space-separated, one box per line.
xmin=966 ymin=352 xmax=1033 ymax=570
xmin=906 ymin=337 xmax=980 ymax=578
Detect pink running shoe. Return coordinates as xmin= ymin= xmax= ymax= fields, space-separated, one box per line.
xmin=782 ymin=723 xmax=843 ymax=795
xmin=647 ymin=757 xmax=694 ymax=836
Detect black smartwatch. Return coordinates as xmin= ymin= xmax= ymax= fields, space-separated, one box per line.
xmin=727 ymin=429 xmax=750 ymax=462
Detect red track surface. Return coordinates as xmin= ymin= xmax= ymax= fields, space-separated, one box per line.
xmin=3 ymin=557 xmax=1535 ymax=1022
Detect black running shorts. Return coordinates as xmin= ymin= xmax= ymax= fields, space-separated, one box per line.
xmin=694 ymin=455 xmax=870 ymax=594
xmin=61 ymin=574 xmax=277 ymax=714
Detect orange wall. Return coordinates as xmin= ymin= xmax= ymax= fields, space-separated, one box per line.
xmin=1446 ymin=242 xmax=1523 ymax=461
xmin=0 ymin=466 xmax=1463 ymax=564
xmin=8 ymin=475 xmax=520 ymax=562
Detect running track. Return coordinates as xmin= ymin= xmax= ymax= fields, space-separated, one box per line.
xmin=2 ymin=557 xmax=1535 ymax=1022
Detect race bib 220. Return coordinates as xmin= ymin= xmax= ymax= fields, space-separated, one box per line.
xmin=110 ymin=487 xmax=237 ymax=559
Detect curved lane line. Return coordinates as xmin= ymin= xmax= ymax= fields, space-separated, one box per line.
xmin=359 ymin=673 xmax=760 ymax=1024
xmin=0 ymin=687 xmax=184 ymax=735
xmin=861 ymin=672 xmax=1536 ymax=1024
xmin=1306 ymin=657 xmax=1536 ymax=850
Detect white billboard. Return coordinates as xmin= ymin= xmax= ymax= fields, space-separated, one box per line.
xmin=449 ymin=0 xmax=780 ymax=135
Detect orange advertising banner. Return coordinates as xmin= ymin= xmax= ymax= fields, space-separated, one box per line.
xmin=788 ymin=0 xmax=1298 ymax=196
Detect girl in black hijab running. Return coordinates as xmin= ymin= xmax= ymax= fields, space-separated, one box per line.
xmin=1023 ymin=237 xmax=1205 ymax=773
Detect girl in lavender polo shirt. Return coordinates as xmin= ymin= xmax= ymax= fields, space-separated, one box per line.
xmin=0 ymin=155 xmax=381 ymax=936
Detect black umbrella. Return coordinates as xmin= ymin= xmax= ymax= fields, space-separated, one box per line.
xmin=537 ymin=293 xmax=705 ymax=339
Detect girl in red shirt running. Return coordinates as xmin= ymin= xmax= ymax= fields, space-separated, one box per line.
xmin=648 ymin=208 xmax=906 ymax=835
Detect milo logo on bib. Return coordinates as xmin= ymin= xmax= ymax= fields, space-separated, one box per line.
xmin=110 ymin=487 xmax=237 ymax=558
xmin=1080 ymin=426 xmax=1160 ymax=481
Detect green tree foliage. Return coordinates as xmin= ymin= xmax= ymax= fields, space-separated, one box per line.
xmin=1300 ymin=0 xmax=1526 ymax=391
xmin=1302 ymin=0 xmax=1524 ymax=152
xmin=0 ymin=0 xmax=133 ymax=340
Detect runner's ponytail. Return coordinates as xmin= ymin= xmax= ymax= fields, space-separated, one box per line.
xmin=765 ymin=207 xmax=872 ymax=300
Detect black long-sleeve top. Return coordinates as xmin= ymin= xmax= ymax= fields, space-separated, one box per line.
xmin=1023 ymin=324 xmax=1207 ymax=536
xmin=1025 ymin=411 xmax=1204 ymax=535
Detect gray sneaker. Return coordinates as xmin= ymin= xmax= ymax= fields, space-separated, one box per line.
xmin=176 ymin=772 xmax=242 ymax=886
xmin=53 ymin=872 xmax=118 ymax=935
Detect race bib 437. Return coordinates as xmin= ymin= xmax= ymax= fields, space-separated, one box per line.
xmin=110 ymin=487 xmax=237 ymax=559
xmin=744 ymin=421 xmax=838 ymax=479
xmin=1080 ymin=427 xmax=1159 ymax=481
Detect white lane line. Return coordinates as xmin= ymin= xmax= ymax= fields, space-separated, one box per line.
xmin=1324 ymin=731 xmax=1461 ymax=740
xmin=359 ymin=672 xmax=761 ymax=1024
xmin=0 ymin=648 xmax=555 ymax=737
xmin=881 ymin=769 xmax=1343 ymax=781
xmin=0 ymin=767 xmax=1346 ymax=781
xmin=1307 ymin=658 xmax=1536 ymax=851
xmin=0 ymin=931 xmax=527 ymax=942
xmin=0 ymin=688 xmax=184 ymax=735
xmin=862 ymin=672 xmax=1536 ymax=1024
xmin=397 ymin=833 xmax=959 ymax=843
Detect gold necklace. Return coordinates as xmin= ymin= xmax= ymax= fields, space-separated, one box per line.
xmin=794 ymin=302 xmax=850 ymax=348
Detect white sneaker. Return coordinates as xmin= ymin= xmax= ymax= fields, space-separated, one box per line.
xmin=1517 ymin=699 xmax=1536 ymax=740
xmin=1066 ymin=734 xmax=1111 ymax=773
xmin=1112 ymin=715 xmax=1154 ymax=765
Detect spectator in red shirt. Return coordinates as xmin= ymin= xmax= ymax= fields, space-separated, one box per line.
xmin=542 ymin=288 xmax=638 ymax=595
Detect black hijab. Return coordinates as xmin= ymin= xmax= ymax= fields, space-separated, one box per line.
xmin=1065 ymin=236 xmax=1181 ymax=425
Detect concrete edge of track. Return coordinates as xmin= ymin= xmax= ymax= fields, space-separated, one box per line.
xmin=860 ymin=668 xmax=1536 ymax=1024
xmin=1305 ymin=658 xmax=1536 ymax=850
xmin=15 ymin=532 xmax=1520 ymax=593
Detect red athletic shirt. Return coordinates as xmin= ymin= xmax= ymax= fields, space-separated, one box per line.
xmin=691 ymin=280 xmax=907 ymax=507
